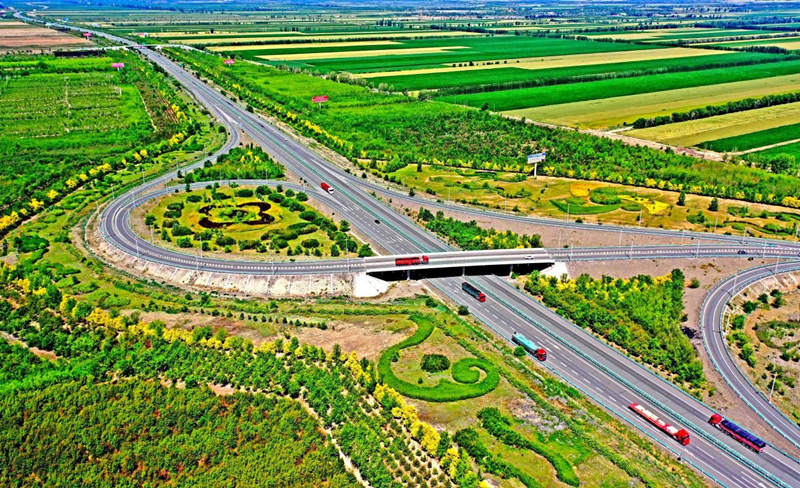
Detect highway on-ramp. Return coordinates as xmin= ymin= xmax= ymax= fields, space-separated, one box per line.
xmin=702 ymin=262 xmax=800 ymax=451
xmin=20 ymin=12 xmax=800 ymax=487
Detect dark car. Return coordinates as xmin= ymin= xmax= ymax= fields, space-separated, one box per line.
xmin=737 ymin=250 xmax=747 ymax=255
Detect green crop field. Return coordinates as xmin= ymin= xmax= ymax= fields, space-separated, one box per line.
xmin=750 ymin=140 xmax=800 ymax=160
xmin=437 ymin=58 xmax=800 ymax=112
xmin=700 ymin=122 xmax=800 ymax=152
xmin=0 ymin=55 xmax=156 ymax=211
xmin=227 ymin=35 xmax=659 ymax=73
xmin=366 ymin=51 xmax=776 ymax=91
xmin=504 ymin=71 xmax=800 ymax=128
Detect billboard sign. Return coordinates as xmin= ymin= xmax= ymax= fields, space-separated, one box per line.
xmin=312 ymin=95 xmax=329 ymax=104
xmin=527 ymin=151 xmax=547 ymax=164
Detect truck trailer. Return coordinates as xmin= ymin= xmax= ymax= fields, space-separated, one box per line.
xmin=395 ymin=255 xmax=429 ymax=266
xmin=629 ymin=402 xmax=690 ymax=446
xmin=511 ymin=332 xmax=547 ymax=361
xmin=461 ymin=282 xmax=486 ymax=302
xmin=709 ymin=414 xmax=766 ymax=452
xmin=320 ymin=182 xmax=334 ymax=194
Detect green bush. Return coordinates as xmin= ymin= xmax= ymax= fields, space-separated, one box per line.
xmin=421 ymin=354 xmax=450 ymax=373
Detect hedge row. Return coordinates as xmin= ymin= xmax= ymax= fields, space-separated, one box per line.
xmin=377 ymin=315 xmax=499 ymax=402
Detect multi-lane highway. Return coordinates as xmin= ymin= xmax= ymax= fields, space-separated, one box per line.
xmin=21 ymin=12 xmax=800 ymax=487
xmin=103 ymin=48 xmax=800 ymax=487
xmin=702 ymin=262 xmax=800 ymax=452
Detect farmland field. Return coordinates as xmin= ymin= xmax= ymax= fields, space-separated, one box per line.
xmin=625 ymin=101 xmax=800 ymax=146
xmin=364 ymin=51 xmax=775 ymax=92
xmin=0 ymin=58 xmax=153 ymax=209
xmin=0 ymin=19 xmax=93 ymax=52
xmin=219 ymin=35 xmax=659 ymax=72
xmin=502 ymin=71 xmax=800 ymax=128
xmin=438 ymin=58 xmax=800 ymax=112
xmin=700 ymin=123 xmax=800 ymax=152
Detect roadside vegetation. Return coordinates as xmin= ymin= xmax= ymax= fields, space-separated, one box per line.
xmin=418 ymin=208 xmax=542 ymax=250
xmin=731 ymin=286 xmax=800 ymax=423
xmin=524 ymin=270 xmax=706 ymax=390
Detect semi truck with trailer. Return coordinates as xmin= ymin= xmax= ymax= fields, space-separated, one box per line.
xmin=709 ymin=413 xmax=766 ymax=452
xmin=395 ymin=255 xmax=429 ymax=266
xmin=629 ymin=402 xmax=690 ymax=445
xmin=320 ymin=182 xmax=334 ymax=194
xmin=511 ymin=332 xmax=547 ymax=361
xmin=461 ymin=282 xmax=486 ymax=302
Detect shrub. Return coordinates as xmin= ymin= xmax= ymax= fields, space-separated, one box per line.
xmin=377 ymin=315 xmax=499 ymax=402
xmin=171 ymin=225 xmax=193 ymax=237
xmin=421 ymin=354 xmax=450 ymax=373
xmin=301 ymin=238 xmax=320 ymax=249
xmin=299 ymin=210 xmax=317 ymax=221
xmin=236 ymin=188 xmax=254 ymax=198
xmin=216 ymin=235 xmax=235 ymax=246
xmin=177 ymin=237 xmax=193 ymax=248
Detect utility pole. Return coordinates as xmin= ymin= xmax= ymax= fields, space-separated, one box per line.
xmin=769 ymin=373 xmax=777 ymax=403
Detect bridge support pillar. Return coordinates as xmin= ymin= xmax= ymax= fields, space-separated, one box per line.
xmin=406 ymin=270 xmax=410 ymax=281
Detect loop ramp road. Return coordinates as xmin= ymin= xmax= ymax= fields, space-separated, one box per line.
xmin=22 ymin=12 xmax=800 ymax=488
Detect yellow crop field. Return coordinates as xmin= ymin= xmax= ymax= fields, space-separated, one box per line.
xmin=353 ymin=47 xmax=730 ymax=79
xmin=503 ymin=72 xmax=800 ymax=129
xmin=209 ymin=40 xmax=400 ymax=52
xmin=179 ymin=30 xmax=484 ymax=45
xmin=625 ymin=101 xmax=800 ymax=146
xmin=255 ymin=46 xmax=469 ymax=61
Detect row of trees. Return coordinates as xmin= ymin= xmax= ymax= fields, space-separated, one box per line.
xmin=0 ymin=263 xmax=481 ymax=488
xmin=525 ymin=270 xmax=705 ymax=388
xmin=632 ymin=91 xmax=800 ymax=129
xmin=419 ymin=208 xmax=542 ymax=250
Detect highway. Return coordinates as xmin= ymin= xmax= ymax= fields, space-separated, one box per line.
xmin=19 ymin=12 xmax=800 ymax=487
xmin=105 ymin=49 xmax=800 ymax=487
xmin=702 ymin=261 xmax=800 ymax=452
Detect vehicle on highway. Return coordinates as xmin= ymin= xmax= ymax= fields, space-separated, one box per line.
xmin=395 ymin=255 xmax=429 ymax=266
xmin=320 ymin=182 xmax=334 ymax=194
xmin=511 ymin=332 xmax=547 ymax=361
xmin=629 ymin=402 xmax=690 ymax=445
xmin=709 ymin=414 xmax=766 ymax=452
xmin=737 ymin=250 xmax=747 ymax=255
xmin=374 ymin=219 xmax=380 ymax=224
xmin=462 ymin=282 xmax=486 ymax=302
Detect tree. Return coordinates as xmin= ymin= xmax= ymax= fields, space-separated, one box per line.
xmin=709 ymin=197 xmax=718 ymax=211
xmin=677 ymin=191 xmax=686 ymax=206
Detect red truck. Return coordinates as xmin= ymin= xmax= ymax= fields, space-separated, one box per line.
xmin=320 ymin=182 xmax=334 ymax=194
xmin=629 ymin=402 xmax=690 ymax=446
xmin=395 ymin=255 xmax=429 ymax=266
xmin=709 ymin=413 xmax=766 ymax=452
xmin=462 ymin=282 xmax=486 ymax=302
